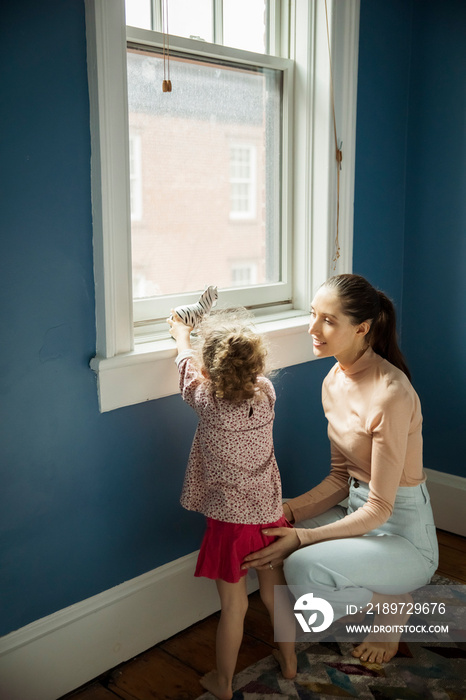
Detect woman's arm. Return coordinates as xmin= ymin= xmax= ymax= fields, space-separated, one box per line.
xmin=246 ymin=381 xmax=419 ymax=566
xmin=294 ymin=382 xmax=418 ymax=547
xmin=284 ymin=445 xmax=350 ymax=523
xmin=244 ymin=451 xmax=350 ymax=568
xmin=242 ymin=527 xmax=301 ymax=570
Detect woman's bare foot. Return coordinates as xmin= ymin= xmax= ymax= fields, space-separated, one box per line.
xmin=352 ymin=592 xmax=413 ymax=664
xmin=273 ymin=648 xmax=298 ymax=679
xmin=200 ymin=670 xmax=233 ymax=700
xmin=352 ymin=640 xmax=400 ymax=664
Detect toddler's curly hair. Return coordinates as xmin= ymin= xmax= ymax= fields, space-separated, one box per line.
xmin=194 ymin=308 xmax=268 ymax=402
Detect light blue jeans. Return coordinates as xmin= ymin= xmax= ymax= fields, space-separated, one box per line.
xmin=283 ymin=478 xmax=439 ymax=620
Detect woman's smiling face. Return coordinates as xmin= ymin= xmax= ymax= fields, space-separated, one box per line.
xmin=308 ymin=286 xmax=370 ymax=368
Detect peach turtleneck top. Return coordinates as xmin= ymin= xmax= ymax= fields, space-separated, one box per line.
xmin=286 ymin=347 xmax=425 ymax=546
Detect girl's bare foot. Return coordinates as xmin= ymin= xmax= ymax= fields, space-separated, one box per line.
xmin=352 ymin=592 xmax=413 ymax=664
xmin=200 ymin=670 xmax=233 ymax=700
xmin=272 ymin=649 xmax=298 ymax=679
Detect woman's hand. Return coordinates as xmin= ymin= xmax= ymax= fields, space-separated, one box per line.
xmin=282 ymin=501 xmax=294 ymax=523
xmin=241 ymin=527 xmax=301 ymax=571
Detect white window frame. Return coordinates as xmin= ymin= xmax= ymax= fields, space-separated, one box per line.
xmin=85 ymin=0 xmax=360 ymax=412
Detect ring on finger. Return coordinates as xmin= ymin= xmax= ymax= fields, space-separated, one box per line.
xmin=269 ymin=562 xmax=274 ymax=570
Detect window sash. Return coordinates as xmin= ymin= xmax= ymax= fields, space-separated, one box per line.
xmin=126 ymin=0 xmax=278 ymax=55
xmin=126 ymin=27 xmax=294 ymax=329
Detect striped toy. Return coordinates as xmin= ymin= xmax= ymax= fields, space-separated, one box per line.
xmin=173 ymin=285 xmax=218 ymax=328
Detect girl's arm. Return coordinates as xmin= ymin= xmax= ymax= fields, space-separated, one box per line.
xmin=168 ymin=312 xmax=203 ymax=409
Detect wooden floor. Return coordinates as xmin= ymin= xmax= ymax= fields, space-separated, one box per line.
xmin=63 ymin=529 xmax=466 ymax=700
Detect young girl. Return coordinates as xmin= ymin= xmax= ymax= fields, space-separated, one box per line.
xmin=168 ymin=308 xmax=297 ymax=700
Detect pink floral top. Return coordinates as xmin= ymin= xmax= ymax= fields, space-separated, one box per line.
xmin=176 ymin=353 xmax=283 ymax=524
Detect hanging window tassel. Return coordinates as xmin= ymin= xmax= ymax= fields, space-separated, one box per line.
xmin=162 ymin=0 xmax=172 ymax=92
xmin=325 ymin=0 xmax=341 ymax=270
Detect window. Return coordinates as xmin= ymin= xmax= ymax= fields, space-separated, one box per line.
xmin=229 ymin=146 xmax=257 ymax=221
xmin=124 ymin=3 xmax=290 ymax=331
xmin=124 ymin=0 xmax=268 ymax=53
xmin=127 ymin=45 xmax=285 ymax=325
xmin=231 ymin=262 xmax=258 ymax=287
xmin=85 ymin=0 xmax=360 ymax=411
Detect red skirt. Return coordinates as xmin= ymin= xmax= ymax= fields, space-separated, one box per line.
xmin=194 ymin=514 xmax=292 ymax=583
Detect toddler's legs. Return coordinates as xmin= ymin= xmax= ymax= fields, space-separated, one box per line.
xmin=257 ymin=566 xmax=297 ymax=679
xmin=200 ymin=576 xmax=249 ymax=700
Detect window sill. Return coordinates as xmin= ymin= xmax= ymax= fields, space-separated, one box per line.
xmin=90 ymin=310 xmax=313 ymax=412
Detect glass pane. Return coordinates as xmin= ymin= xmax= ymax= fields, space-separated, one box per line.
xmin=127 ymin=47 xmax=282 ymax=300
xmin=167 ymin=0 xmax=213 ymax=43
xmin=223 ymin=0 xmax=267 ymax=54
xmin=125 ymin=0 xmax=152 ymax=30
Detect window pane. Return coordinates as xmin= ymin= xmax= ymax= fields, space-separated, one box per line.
xmin=167 ymin=0 xmax=213 ymax=43
xmin=127 ymin=47 xmax=282 ymax=300
xmin=125 ymin=0 xmax=152 ymax=30
xmin=129 ymin=132 xmax=143 ymax=220
xmin=223 ymin=0 xmax=267 ymax=54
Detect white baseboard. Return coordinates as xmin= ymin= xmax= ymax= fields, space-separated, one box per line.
xmin=0 ymin=551 xmax=258 ymax=700
xmin=424 ymin=468 xmax=466 ymax=537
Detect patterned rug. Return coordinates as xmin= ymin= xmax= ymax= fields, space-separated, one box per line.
xmin=197 ymin=576 xmax=466 ymax=699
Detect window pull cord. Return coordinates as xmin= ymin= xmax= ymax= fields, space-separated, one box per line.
xmin=162 ymin=0 xmax=172 ymax=92
xmin=325 ymin=0 xmax=342 ymax=270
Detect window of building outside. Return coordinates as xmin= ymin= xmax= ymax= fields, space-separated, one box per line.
xmin=229 ymin=145 xmax=257 ymax=221
xmin=85 ymin=0 xmax=360 ymax=411
xmin=231 ymin=262 xmax=258 ymax=287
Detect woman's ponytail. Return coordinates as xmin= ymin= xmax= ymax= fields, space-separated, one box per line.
xmin=370 ymin=291 xmax=411 ymax=381
xmin=323 ymin=274 xmax=411 ymax=381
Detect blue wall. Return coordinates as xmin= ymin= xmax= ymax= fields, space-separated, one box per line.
xmin=0 ymin=0 xmax=464 ymax=637
xmin=402 ymin=0 xmax=466 ymax=476
xmin=0 ymin=0 xmax=330 ymax=635
xmin=353 ymin=0 xmax=413 ymax=311
xmin=354 ymin=0 xmax=466 ymax=477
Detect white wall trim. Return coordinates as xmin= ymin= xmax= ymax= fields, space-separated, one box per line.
xmin=0 ymin=552 xmax=258 ymax=700
xmin=425 ymin=468 xmax=466 ymax=537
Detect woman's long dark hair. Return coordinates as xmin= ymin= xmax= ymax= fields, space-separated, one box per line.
xmin=323 ymin=274 xmax=411 ymax=381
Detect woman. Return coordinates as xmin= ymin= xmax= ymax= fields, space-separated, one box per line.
xmin=241 ymin=274 xmax=438 ymax=664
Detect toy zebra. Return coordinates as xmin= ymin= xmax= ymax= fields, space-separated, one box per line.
xmin=172 ymin=285 xmax=218 ymax=329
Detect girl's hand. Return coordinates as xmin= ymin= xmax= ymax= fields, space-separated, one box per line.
xmin=241 ymin=527 xmax=301 ymax=571
xmin=167 ymin=311 xmax=193 ymax=350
